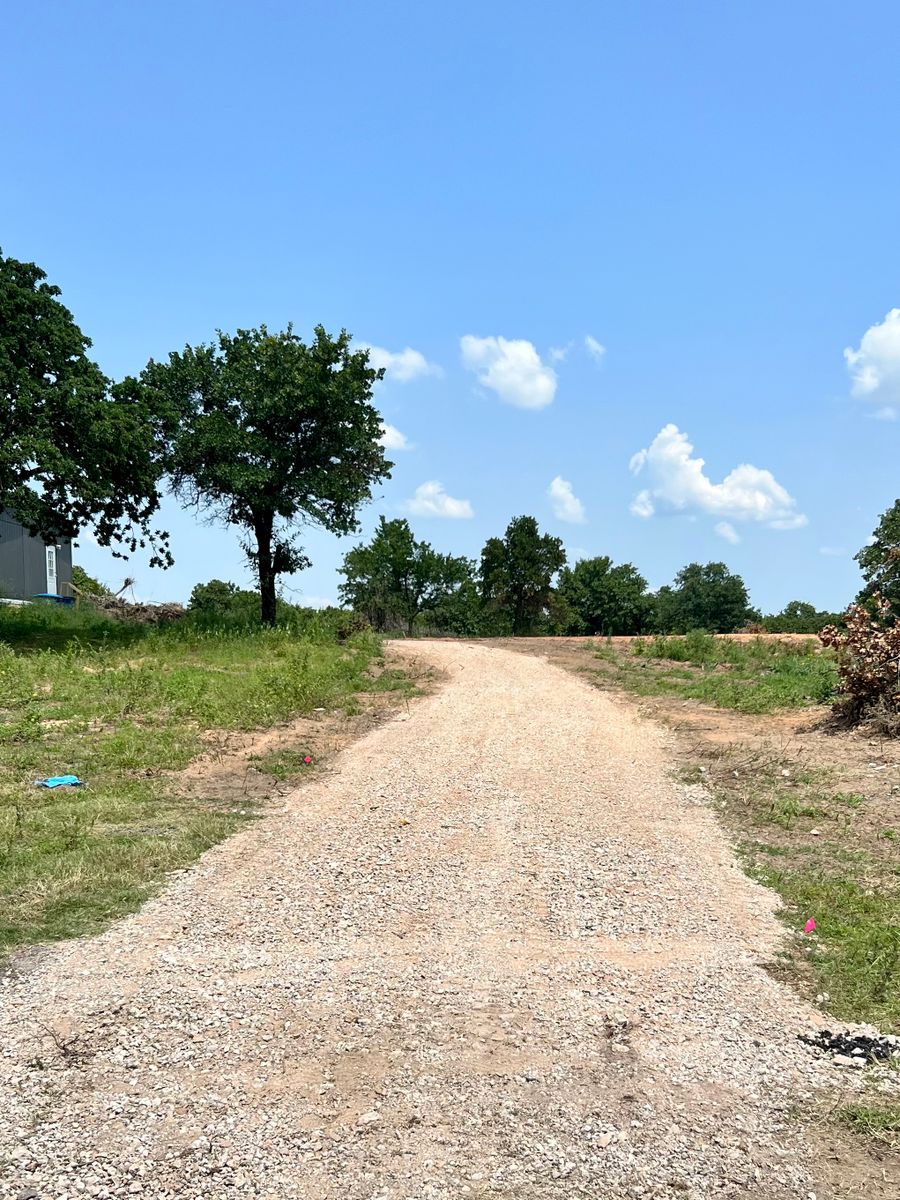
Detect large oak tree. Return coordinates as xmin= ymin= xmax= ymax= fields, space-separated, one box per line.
xmin=141 ymin=325 xmax=391 ymax=623
xmin=653 ymin=561 xmax=752 ymax=633
xmin=339 ymin=516 xmax=472 ymax=634
xmin=557 ymin=555 xmax=651 ymax=635
xmin=480 ymin=515 xmax=566 ymax=635
xmin=0 ymin=249 xmax=172 ymax=563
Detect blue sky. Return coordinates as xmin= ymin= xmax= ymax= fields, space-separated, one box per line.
xmin=4 ymin=1 xmax=899 ymax=612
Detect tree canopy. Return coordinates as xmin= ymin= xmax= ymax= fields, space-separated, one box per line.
xmin=339 ymin=516 xmax=472 ymax=634
xmin=855 ymin=499 xmax=900 ymax=610
xmin=480 ymin=516 xmax=566 ymax=635
xmin=653 ymin=561 xmax=752 ymax=633
xmin=557 ymin=556 xmax=651 ymax=635
xmin=0 ymin=249 xmax=172 ymax=562
xmin=140 ymin=325 xmax=391 ymax=623
xmin=761 ymin=599 xmax=843 ymax=634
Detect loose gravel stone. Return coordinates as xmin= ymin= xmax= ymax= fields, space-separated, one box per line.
xmin=0 ymin=642 xmax=875 ymax=1198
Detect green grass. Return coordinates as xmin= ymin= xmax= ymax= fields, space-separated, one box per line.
xmin=0 ymin=605 xmax=402 ymax=951
xmin=248 ymin=746 xmax=317 ymax=782
xmin=619 ymin=631 xmax=837 ymax=712
xmin=682 ymin=739 xmax=900 ymax=1032
xmin=754 ymin=858 xmax=900 ymax=1030
xmin=839 ymin=1101 xmax=900 ymax=1148
xmin=0 ymin=599 xmax=148 ymax=653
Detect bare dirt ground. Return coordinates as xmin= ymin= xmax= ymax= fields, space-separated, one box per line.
xmin=0 ymin=642 xmax=873 ymax=1199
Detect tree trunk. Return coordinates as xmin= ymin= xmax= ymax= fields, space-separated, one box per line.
xmin=254 ymin=516 xmax=277 ymax=626
xmin=259 ymin=566 xmax=277 ymax=626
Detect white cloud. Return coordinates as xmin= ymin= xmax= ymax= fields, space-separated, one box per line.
xmin=549 ymin=342 xmax=573 ymax=363
xmin=379 ymin=422 xmax=412 ymax=451
xmin=715 ymin=521 xmax=741 ymax=545
xmin=819 ymin=546 xmax=846 ymax=557
xmin=548 ymin=476 xmax=586 ymax=524
xmin=584 ymin=335 xmax=606 ymax=365
xmin=361 ymin=344 xmax=442 ymax=382
xmin=844 ymin=309 xmax=900 ymax=412
xmin=405 ymin=481 xmax=474 ymax=519
xmin=629 ymin=424 xmax=807 ymax=531
xmin=460 ymin=335 xmax=557 ymax=409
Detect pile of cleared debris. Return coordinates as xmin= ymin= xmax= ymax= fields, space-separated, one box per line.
xmin=74 ymin=579 xmax=185 ymax=625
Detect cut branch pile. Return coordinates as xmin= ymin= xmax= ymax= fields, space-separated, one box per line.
xmin=72 ymin=579 xmax=185 ymax=625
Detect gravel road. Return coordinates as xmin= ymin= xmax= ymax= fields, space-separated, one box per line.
xmin=1 ymin=641 xmax=837 ymax=1199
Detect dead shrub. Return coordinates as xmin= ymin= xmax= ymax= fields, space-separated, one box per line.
xmin=820 ymin=596 xmax=900 ymax=725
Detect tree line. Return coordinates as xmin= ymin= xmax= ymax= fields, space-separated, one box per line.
xmin=4 ymin=246 xmax=895 ymax=634
xmin=338 ymin=515 xmax=845 ymax=637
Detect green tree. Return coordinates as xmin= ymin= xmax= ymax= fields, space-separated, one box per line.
xmin=480 ymin=515 xmax=566 ymax=635
xmin=653 ymin=561 xmax=752 ymax=633
xmin=762 ymin=600 xmax=843 ymax=634
xmin=141 ymin=325 xmax=391 ymax=624
xmin=0 ymin=249 xmax=172 ymax=562
xmin=71 ymin=565 xmax=112 ymax=597
xmin=188 ymin=578 xmax=239 ymax=615
xmin=855 ymin=500 xmax=900 ymax=609
xmin=544 ymin=588 xmax=583 ymax=636
xmin=557 ymin=556 xmax=651 ymax=636
xmin=339 ymin=516 xmax=472 ymax=635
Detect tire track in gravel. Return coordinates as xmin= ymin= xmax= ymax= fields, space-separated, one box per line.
xmin=0 ymin=641 xmax=839 ymax=1200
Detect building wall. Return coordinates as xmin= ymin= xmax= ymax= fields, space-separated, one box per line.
xmin=0 ymin=511 xmax=74 ymax=599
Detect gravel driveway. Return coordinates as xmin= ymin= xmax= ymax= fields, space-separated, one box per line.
xmin=1 ymin=641 xmax=834 ymax=1199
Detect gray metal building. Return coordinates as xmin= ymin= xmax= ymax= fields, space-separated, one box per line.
xmin=0 ymin=511 xmax=73 ymax=599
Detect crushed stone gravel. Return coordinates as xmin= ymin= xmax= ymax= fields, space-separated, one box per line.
xmin=0 ymin=641 xmax=861 ymax=1198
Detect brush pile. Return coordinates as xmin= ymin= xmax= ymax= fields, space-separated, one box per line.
xmin=73 ymin=578 xmax=185 ymax=625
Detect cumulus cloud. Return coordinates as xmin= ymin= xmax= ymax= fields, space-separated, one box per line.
xmin=629 ymin=424 xmax=807 ymax=531
xmin=460 ymin=335 xmax=557 ymax=409
xmin=844 ymin=309 xmax=900 ymax=418
xmin=715 ymin=521 xmax=740 ymax=545
xmin=405 ymin=481 xmax=473 ymax=519
xmin=548 ymin=476 xmax=586 ymax=524
xmin=379 ymin=423 xmax=412 ymax=451
xmin=361 ymin=344 xmax=442 ymax=383
xmin=584 ymin=335 xmax=606 ymax=365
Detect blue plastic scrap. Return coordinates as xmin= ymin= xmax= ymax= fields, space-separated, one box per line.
xmin=34 ymin=775 xmax=84 ymax=788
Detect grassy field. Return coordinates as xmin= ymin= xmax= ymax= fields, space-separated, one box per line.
xmin=618 ymin=630 xmax=838 ymax=712
xmin=0 ymin=603 xmax=410 ymax=952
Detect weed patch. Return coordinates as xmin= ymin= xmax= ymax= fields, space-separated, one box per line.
xmin=839 ymin=1102 xmax=900 ymax=1148
xmin=0 ymin=610 xmax=403 ymax=952
xmin=624 ymin=633 xmax=837 ymax=713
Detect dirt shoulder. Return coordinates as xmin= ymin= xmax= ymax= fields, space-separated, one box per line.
xmin=168 ymin=647 xmax=442 ymax=813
